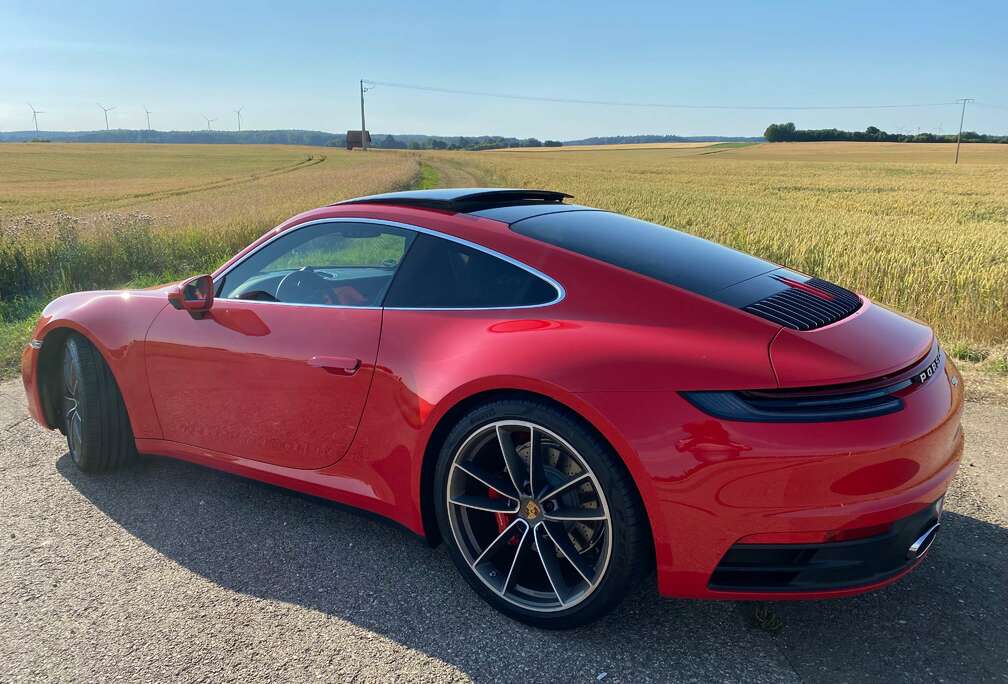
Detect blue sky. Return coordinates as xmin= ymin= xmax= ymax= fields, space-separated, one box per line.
xmin=2 ymin=1 xmax=1006 ymax=138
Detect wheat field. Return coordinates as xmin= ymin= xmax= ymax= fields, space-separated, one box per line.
xmin=0 ymin=143 xmax=420 ymax=374
xmin=2 ymin=141 xmax=1006 ymax=381
xmin=452 ymin=143 xmax=1008 ymax=355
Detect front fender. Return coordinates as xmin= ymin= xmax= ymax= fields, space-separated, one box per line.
xmin=28 ymin=290 xmax=170 ymax=439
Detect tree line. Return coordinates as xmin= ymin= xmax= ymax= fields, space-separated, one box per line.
xmin=355 ymin=135 xmax=563 ymax=151
xmin=0 ymin=129 xmax=562 ymax=149
xmin=764 ymin=122 xmax=1008 ymax=144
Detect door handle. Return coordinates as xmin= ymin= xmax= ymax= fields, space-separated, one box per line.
xmin=308 ymin=355 xmax=361 ymax=376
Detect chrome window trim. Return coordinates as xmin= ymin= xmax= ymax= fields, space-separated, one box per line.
xmin=213 ymin=217 xmax=566 ymax=311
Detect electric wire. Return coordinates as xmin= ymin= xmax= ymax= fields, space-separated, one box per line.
xmin=364 ymin=80 xmax=962 ymax=111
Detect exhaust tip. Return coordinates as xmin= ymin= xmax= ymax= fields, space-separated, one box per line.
xmin=907 ymin=522 xmax=940 ymax=560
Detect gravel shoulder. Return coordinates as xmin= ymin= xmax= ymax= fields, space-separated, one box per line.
xmin=1 ymin=379 xmax=1005 ymax=682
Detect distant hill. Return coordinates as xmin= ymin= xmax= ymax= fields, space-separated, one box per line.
xmin=0 ymin=129 xmax=561 ymax=150
xmin=0 ymin=129 xmax=340 ymax=146
xmin=0 ymin=129 xmax=764 ymax=149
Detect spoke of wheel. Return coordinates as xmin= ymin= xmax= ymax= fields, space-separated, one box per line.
xmin=541 ymin=521 xmax=595 ymax=585
xmin=71 ymin=412 xmax=83 ymax=449
xmin=500 ymin=521 xmax=532 ymax=595
xmin=540 ymin=472 xmax=591 ymax=502
xmin=544 ymin=507 xmax=607 ymax=522
xmin=450 ymin=495 xmax=518 ymax=514
xmin=454 ymin=462 xmax=519 ymax=500
xmin=496 ymin=425 xmax=528 ymax=495
xmin=533 ymin=524 xmax=569 ymax=607
xmin=473 ymin=518 xmax=527 ymax=568
xmin=528 ymin=426 xmax=548 ymax=497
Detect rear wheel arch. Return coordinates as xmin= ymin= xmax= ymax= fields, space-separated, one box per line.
xmin=419 ymin=387 xmax=655 ymax=566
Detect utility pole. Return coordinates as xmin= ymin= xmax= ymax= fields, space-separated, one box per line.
xmin=360 ymin=79 xmax=369 ymax=150
xmin=954 ymin=98 xmax=974 ymax=164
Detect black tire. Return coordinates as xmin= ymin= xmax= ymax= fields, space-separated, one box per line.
xmin=434 ymin=398 xmax=652 ymax=629
xmin=61 ymin=334 xmax=137 ymax=473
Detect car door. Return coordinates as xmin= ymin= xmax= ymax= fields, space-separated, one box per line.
xmin=144 ymin=220 xmax=415 ymax=470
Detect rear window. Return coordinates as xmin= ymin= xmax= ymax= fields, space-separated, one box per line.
xmin=510 ymin=210 xmax=775 ymax=296
xmin=383 ymin=234 xmax=558 ymax=308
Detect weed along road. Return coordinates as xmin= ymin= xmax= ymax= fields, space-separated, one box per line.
xmin=1 ymin=378 xmax=1005 ymax=682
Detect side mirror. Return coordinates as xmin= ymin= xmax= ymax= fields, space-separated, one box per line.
xmin=168 ymin=274 xmax=214 ymax=319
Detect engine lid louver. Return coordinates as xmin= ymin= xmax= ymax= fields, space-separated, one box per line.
xmin=743 ymin=276 xmax=862 ymax=331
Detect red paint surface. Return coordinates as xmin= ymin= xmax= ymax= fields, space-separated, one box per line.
xmin=21 ymin=202 xmax=965 ymax=600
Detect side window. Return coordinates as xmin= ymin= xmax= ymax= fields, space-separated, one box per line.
xmin=383 ymin=234 xmax=558 ymax=308
xmin=217 ymin=222 xmax=414 ymax=307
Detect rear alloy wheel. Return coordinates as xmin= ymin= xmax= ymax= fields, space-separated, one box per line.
xmin=435 ymin=400 xmax=650 ymax=628
xmin=61 ymin=334 xmax=137 ymax=472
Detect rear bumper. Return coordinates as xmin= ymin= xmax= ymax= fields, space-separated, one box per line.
xmin=576 ymin=352 xmax=964 ymax=601
xmin=708 ymin=497 xmax=944 ymax=593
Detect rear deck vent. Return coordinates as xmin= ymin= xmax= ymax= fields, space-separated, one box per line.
xmin=744 ymin=277 xmax=862 ymax=331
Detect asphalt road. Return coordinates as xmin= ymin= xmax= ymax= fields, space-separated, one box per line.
xmin=1 ymin=378 xmax=1005 ymax=682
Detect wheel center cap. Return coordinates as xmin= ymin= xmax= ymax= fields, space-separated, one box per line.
xmin=522 ymin=498 xmax=542 ymax=521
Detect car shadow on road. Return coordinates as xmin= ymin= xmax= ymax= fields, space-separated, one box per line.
xmin=57 ymin=453 xmax=1007 ymax=682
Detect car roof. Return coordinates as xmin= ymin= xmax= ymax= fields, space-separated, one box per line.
xmin=334 ymin=188 xmax=572 ymax=214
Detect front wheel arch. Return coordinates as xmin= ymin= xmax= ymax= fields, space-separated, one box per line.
xmin=36 ymin=327 xmax=78 ymax=430
xmin=419 ymin=388 xmax=655 ymax=568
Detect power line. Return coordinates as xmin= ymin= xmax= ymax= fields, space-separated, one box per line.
xmin=363 ymin=80 xmax=961 ymax=111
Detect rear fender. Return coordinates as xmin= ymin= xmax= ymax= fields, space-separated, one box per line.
xmin=414 ymin=375 xmax=668 ymax=555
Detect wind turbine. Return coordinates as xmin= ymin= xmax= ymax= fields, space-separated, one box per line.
xmin=234 ymin=107 xmax=243 ymax=132
xmin=203 ymin=115 xmax=217 ymax=131
xmin=27 ymin=103 xmax=44 ymax=134
xmin=97 ymin=103 xmax=116 ymax=130
xmin=143 ymin=106 xmax=152 ymax=131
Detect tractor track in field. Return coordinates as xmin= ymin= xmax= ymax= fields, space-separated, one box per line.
xmin=2 ymin=154 xmax=327 ymax=218
xmin=1 ymin=377 xmax=1005 ymax=682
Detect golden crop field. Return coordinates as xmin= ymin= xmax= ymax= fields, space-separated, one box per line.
xmin=0 ymin=143 xmax=418 ymax=233
xmin=448 ymin=142 xmax=1008 ymax=358
xmin=2 ymin=141 xmax=1007 ymax=385
xmin=0 ymin=143 xmax=420 ymax=374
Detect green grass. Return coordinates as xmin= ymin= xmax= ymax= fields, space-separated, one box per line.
xmin=950 ymin=342 xmax=990 ymax=364
xmin=0 ymin=310 xmax=38 ymax=378
xmin=415 ymin=162 xmax=440 ymax=189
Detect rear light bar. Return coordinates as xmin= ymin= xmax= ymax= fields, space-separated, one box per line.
xmin=682 ymin=345 xmax=943 ymax=423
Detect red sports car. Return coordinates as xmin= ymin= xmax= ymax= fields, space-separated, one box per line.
xmin=22 ymin=189 xmax=963 ymax=628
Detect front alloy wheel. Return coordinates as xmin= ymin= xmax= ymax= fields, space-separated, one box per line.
xmin=59 ymin=333 xmax=137 ymax=472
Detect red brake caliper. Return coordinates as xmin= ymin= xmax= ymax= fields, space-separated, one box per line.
xmin=488 ymin=488 xmax=519 ymax=544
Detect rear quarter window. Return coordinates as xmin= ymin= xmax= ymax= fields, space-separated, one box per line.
xmin=383 ymin=233 xmax=558 ymax=308
xmin=510 ymin=210 xmax=775 ymax=296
